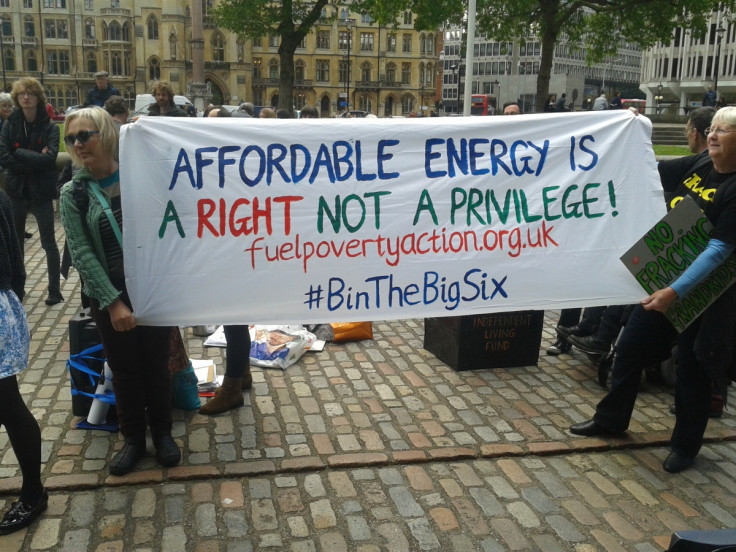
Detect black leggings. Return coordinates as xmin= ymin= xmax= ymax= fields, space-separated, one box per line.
xmin=0 ymin=375 xmax=43 ymax=503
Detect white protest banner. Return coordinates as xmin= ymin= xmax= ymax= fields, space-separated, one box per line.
xmin=120 ymin=111 xmax=666 ymax=325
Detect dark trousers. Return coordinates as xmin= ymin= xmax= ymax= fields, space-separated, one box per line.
xmin=10 ymin=197 xmax=61 ymax=297
xmin=0 ymin=375 xmax=43 ymax=503
xmin=594 ymin=288 xmax=736 ymax=458
xmin=90 ymin=290 xmax=173 ymax=438
xmin=224 ymin=325 xmax=251 ymax=378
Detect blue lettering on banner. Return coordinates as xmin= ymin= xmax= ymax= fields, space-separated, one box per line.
xmin=302 ymin=269 xmax=508 ymax=312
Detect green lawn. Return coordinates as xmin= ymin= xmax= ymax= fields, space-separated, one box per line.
xmin=652 ymin=145 xmax=689 ymax=156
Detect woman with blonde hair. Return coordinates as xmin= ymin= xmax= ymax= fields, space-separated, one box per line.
xmin=60 ymin=107 xmax=179 ymax=475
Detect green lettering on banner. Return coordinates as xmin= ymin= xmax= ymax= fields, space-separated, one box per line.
xmin=159 ymin=200 xmax=185 ymax=239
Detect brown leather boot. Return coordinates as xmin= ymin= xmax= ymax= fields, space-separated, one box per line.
xmin=242 ymin=367 xmax=252 ymax=390
xmin=199 ymin=376 xmax=244 ymax=415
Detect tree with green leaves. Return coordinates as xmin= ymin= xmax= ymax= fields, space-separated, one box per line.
xmin=476 ymin=0 xmax=735 ymax=112
xmin=214 ymin=0 xmax=464 ymax=114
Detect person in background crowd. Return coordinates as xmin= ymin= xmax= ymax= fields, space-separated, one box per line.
xmin=147 ymin=81 xmax=186 ymax=117
xmin=60 ymin=107 xmax=179 ymax=475
xmin=276 ymin=108 xmax=292 ymax=119
xmin=0 ymin=78 xmax=63 ymax=306
xmin=717 ymin=97 xmax=728 ymax=110
xmin=544 ymin=95 xmax=556 ymax=112
xmin=237 ymin=102 xmax=254 ymax=117
xmin=502 ymin=101 xmax=521 ymax=115
xmin=84 ymin=71 xmax=120 ymax=108
xmin=593 ymin=93 xmax=608 ymax=110
xmin=259 ymin=108 xmax=277 ymax=119
xmin=0 ymin=188 xmax=46 ymax=535
xmin=703 ymin=85 xmax=717 ymax=107
xmin=103 ymin=96 xmax=129 ymax=128
xmin=300 ymin=106 xmax=319 ymax=119
xmin=555 ymin=93 xmax=567 ymax=112
xmin=0 ymin=93 xmax=13 ymax=191
xmin=609 ymin=91 xmax=623 ymax=109
xmin=570 ymin=107 xmax=736 ymax=474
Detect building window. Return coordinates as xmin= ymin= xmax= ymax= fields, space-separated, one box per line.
xmin=147 ymin=15 xmax=158 ymax=40
xmin=360 ymin=33 xmax=373 ymax=51
xmin=424 ymin=33 xmax=434 ymax=54
xmin=269 ymin=34 xmax=279 ymax=48
xmin=110 ymin=0 xmax=119 ymax=8
xmin=212 ymin=32 xmax=224 ymax=62
xmin=47 ymin=49 xmax=70 ymax=74
xmin=111 ymin=51 xmax=123 ymax=76
xmin=386 ymin=62 xmax=396 ymax=82
xmin=317 ymin=31 xmax=330 ymax=49
xmin=84 ymin=0 xmax=93 ymax=9
xmin=2 ymin=48 xmax=13 ymax=71
xmin=359 ymin=95 xmax=372 ymax=112
xmin=45 ymin=20 xmax=69 ymax=40
xmin=361 ymin=62 xmax=371 ymax=82
xmin=361 ymin=13 xmax=373 ymax=24
xmin=0 ymin=16 xmax=11 ymax=38
xmin=402 ymin=95 xmax=414 ymax=114
xmin=252 ymin=58 xmax=262 ymax=78
xmin=149 ymin=57 xmax=160 ymax=81
xmin=402 ymin=34 xmax=412 ymax=53
xmin=316 ymin=59 xmax=329 ymax=82
xmin=294 ymin=93 xmax=306 ymax=110
xmin=85 ymin=18 xmax=95 ymax=39
xmin=339 ymin=31 xmax=349 ymax=50
xmin=268 ymin=59 xmax=278 ymax=79
xmin=43 ymin=0 xmax=66 ymax=7
xmin=253 ymin=90 xmax=263 ymax=106
xmin=109 ymin=21 xmax=122 ymax=41
xmin=26 ymin=50 xmax=38 ymax=71
xmin=23 ymin=0 xmax=32 ymax=7
xmin=339 ymin=60 xmax=349 ymax=83
xmin=402 ymin=63 xmax=411 ymax=84
xmin=403 ymin=11 xmax=412 ymax=25
xmin=86 ymin=51 xmax=97 ymax=72
xmin=386 ymin=33 xmax=396 ymax=52
xmin=297 ymin=36 xmax=306 ymax=49
xmin=24 ymin=16 xmax=35 ymax=37
xmin=295 ymin=59 xmax=305 ymax=81
xmin=340 ymin=8 xmax=349 ymax=19
xmin=0 ymin=0 xmax=8 ymax=7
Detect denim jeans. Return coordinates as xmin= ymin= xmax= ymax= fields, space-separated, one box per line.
xmin=10 ymin=197 xmax=61 ymax=298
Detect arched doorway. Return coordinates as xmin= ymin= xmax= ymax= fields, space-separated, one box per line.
xmin=271 ymin=93 xmax=279 ymax=108
xmin=320 ymin=95 xmax=331 ymax=117
xmin=384 ymin=96 xmax=394 ymax=117
xmin=205 ymin=78 xmax=224 ymax=105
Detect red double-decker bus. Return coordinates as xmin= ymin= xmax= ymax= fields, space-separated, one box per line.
xmin=470 ymin=94 xmax=497 ymax=115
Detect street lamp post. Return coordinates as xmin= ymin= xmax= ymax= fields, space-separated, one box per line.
xmin=715 ymin=25 xmax=726 ymax=100
xmin=450 ymin=63 xmax=459 ymax=113
xmin=0 ymin=26 xmax=6 ymax=92
xmin=344 ymin=18 xmax=352 ymax=113
xmin=601 ymin=58 xmax=622 ymax=96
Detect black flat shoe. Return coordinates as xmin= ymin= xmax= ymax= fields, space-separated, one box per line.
xmin=0 ymin=489 xmax=48 ymax=535
xmin=153 ymin=434 xmax=181 ymax=467
xmin=569 ymin=419 xmax=619 ymax=437
xmin=663 ymin=451 xmax=694 ymax=473
xmin=109 ymin=438 xmax=146 ymax=476
xmin=44 ymin=293 xmax=64 ymax=306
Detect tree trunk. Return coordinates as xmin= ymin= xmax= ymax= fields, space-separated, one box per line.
xmin=535 ymin=3 xmax=559 ymax=112
xmin=278 ymin=38 xmax=296 ymax=115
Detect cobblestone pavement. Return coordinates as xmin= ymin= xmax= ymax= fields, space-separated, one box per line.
xmin=2 ymin=220 xmax=736 ymax=551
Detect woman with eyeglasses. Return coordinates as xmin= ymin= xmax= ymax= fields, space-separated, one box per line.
xmin=59 ymin=107 xmax=180 ymax=476
xmin=570 ymin=107 xmax=736 ymax=474
xmin=0 ymin=78 xmax=63 ymax=306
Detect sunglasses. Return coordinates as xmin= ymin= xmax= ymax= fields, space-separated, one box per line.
xmin=64 ymin=130 xmax=99 ymax=148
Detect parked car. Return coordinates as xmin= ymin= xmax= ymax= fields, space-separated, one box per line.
xmin=338 ymin=110 xmax=369 ymax=118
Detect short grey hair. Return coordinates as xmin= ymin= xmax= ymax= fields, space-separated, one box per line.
xmin=710 ymin=106 xmax=736 ymax=130
xmin=0 ymin=92 xmax=11 ymax=107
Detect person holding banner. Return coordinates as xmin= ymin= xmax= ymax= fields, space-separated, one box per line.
xmin=59 ymin=107 xmax=180 ymax=475
xmin=0 ymin=189 xmax=47 ymax=534
xmin=570 ymin=107 xmax=736 ymax=473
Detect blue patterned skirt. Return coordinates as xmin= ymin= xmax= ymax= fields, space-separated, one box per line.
xmin=0 ymin=289 xmax=29 ymax=379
